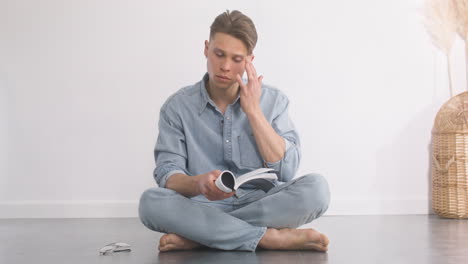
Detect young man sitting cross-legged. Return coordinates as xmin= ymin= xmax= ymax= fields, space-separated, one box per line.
xmin=139 ymin=10 xmax=331 ymax=252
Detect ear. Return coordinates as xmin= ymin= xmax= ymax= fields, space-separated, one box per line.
xmin=204 ymin=40 xmax=209 ymax=58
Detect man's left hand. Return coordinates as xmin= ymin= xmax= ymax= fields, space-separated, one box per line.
xmin=236 ymin=57 xmax=263 ymax=116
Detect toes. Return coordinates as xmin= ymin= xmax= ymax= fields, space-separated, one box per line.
xmin=161 ymin=243 xmax=180 ymax=252
xmin=305 ymin=241 xmax=328 ymax=252
xmin=321 ymin=234 xmax=330 ymax=247
xmin=159 ymin=245 xmax=169 ymax=252
xmin=159 ymin=234 xmax=172 ymax=251
xmin=159 ymin=234 xmax=172 ymax=246
xmin=159 ymin=243 xmax=174 ymax=252
xmin=159 ymin=240 xmax=165 ymax=248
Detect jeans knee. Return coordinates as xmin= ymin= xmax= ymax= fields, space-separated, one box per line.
xmin=138 ymin=187 xmax=175 ymax=231
xmin=138 ymin=188 xmax=155 ymax=229
xmin=299 ymin=173 xmax=330 ymax=218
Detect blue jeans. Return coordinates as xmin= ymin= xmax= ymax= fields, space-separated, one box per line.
xmin=138 ymin=173 xmax=330 ymax=252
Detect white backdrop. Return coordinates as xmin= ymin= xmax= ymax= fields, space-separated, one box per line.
xmin=1 ymin=0 xmax=466 ymax=218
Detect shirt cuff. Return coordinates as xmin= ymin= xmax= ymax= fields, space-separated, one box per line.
xmin=158 ymin=170 xmax=186 ymax=188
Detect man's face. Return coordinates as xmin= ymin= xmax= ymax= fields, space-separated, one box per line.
xmin=204 ymin=32 xmax=253 ymax=91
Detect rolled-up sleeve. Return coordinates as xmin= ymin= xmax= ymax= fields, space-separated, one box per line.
xmin=264 ymin=96 xmax=301 ymax=182
xmin=153 ymin=108 xmax=189 ymax=188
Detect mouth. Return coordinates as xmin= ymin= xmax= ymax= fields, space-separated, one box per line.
xmin=215 ymin=75 xmax=231 ymax=81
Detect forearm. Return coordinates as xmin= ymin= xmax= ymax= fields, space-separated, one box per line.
xmin=165 ymin=170 xmax=234 ymax=201
xmin=246 ymin=110 xmax=286 ymax=163
xmin=165 ymin=173 xmax=201 ymax=197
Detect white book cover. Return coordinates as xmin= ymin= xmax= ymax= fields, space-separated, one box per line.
xmin=215 ymin=168 xmax=278 ymax=193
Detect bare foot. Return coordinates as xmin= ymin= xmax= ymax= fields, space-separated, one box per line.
xmin=158 ymin=233 xmax=202 ymax=252
xmin=258 ymin=228 xmax=329 ymax=252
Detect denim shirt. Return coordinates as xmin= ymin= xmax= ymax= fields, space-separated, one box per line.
xmin=154 ymin=73 xmax=301 ymax=188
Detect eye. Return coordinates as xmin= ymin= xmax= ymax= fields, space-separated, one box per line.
xmin=215 ymin=51 xmax=224 ymax=57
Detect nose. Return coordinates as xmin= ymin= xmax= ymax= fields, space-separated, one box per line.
xmin=220 ymin=59 xmax=231 ymax=72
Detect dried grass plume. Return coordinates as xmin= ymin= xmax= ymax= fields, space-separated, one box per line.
xmin=452 ymin=0 xmax=468 ymax=91
xmin=423 ymin=0 xmax=459 ymax=96
xmin=453 ymin=0 xmax=468 ymax=39
xmin=423 ymin=0 xmax=458 ymax=53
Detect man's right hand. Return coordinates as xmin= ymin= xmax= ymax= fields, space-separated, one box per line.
xmin=196 ymin=170 xmax=236 ymax=201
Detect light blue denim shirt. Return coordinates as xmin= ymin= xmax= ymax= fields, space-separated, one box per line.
xmin=154 ymin=73 xmax=301 ymax=188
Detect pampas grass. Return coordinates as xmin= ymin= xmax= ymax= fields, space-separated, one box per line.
xmin=453 ymin=0 xmax=468 ymax=90
xmin=423 ymin=0 xmax=459 ymax=97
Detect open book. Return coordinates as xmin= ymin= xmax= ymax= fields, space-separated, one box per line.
xmin=215 ymin=168 xmax=278 ymax=193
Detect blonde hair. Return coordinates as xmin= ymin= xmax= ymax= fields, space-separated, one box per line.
xmin=209 ymin=10 xmax=258 ymax=55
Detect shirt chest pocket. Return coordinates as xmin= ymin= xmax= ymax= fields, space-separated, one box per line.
xmin=237 ymin=133 xmax=263 ymax=168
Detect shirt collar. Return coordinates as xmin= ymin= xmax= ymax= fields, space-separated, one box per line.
xmin=199 ymin=73 xmax=213 ymax=115
xmin=198 ymin=73 xmax=241 ymax=115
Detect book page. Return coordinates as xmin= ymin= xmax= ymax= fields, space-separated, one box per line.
xmin=236 ymin=168 xmax=274 ymax=183
xmin=235 ymin=168 xmax=277 ymax=189
xmin=241 ymin=179 xmax=276 ymax=192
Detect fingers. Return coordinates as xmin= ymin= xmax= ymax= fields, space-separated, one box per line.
xmin=207 ymin=193 xmax=232 ymax=201
xmin=245 ymin=58 xmax=256 ymax=82
xmin=258 ymin=75 xmax=264 ymax=84
xmin=208 ymin=185 xmax=235 ymax=200
xmin=244 ymin=57 xmax=263 ymax=88
xmin=210 ymin=186 xmax=230 ymax=197
xmin=199 ymin=170 xmax=237 ymax=201
xmin=203 ymin=186 xmax=225 ymax=201
xmin=211 ymin=170 xmax=222 ymax=178
xmin=236 ymin=74 xmax=245 ymax=90
xmin=205 ymin=189 xmax=233 ymax=201
xmin=200 ymin=170 xmax=236 ymax=201
xmin=247 ymin=57 xmax=258 ymax=78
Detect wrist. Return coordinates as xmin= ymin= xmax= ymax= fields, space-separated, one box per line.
xmin=193 ymin=174 xmax=202 ymax=196
xmin=245 ymin=107 xmax=262 ymax=120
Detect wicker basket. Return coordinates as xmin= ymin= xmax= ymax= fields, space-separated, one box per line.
xmin=432 ymin=92 xmax=468 ymax=218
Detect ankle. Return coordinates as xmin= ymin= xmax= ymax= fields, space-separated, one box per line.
xmin=258 ymin=228 xmax=281 ymax=249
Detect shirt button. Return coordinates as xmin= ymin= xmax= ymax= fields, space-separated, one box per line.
xmin=226 ymin=117 xmax=230 ymax=120
xmin=226 ymin=139 xmax=230 ymax=143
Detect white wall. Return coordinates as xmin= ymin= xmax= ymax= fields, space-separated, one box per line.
xmin=1 ymin=0 xmax=466 ymax=218
xmin=0 ymin=75 xmax=7 ymax=203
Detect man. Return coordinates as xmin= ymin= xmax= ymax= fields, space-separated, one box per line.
xmin=139 ymin=10 xmax=330 ymax=252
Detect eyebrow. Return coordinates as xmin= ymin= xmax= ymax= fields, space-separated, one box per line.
xmin=213 ymin=47 xmax=245 ymax=59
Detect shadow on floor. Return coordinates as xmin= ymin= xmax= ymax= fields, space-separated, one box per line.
xmin=157 ymin=249 xmax=328 ymax=264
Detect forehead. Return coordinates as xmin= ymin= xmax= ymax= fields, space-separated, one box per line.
xmin=209 ymin=32 xmax=248 ymax=56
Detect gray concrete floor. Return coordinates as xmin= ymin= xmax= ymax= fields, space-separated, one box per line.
xmin=1 ymin=215 xmax=467 ymax=264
